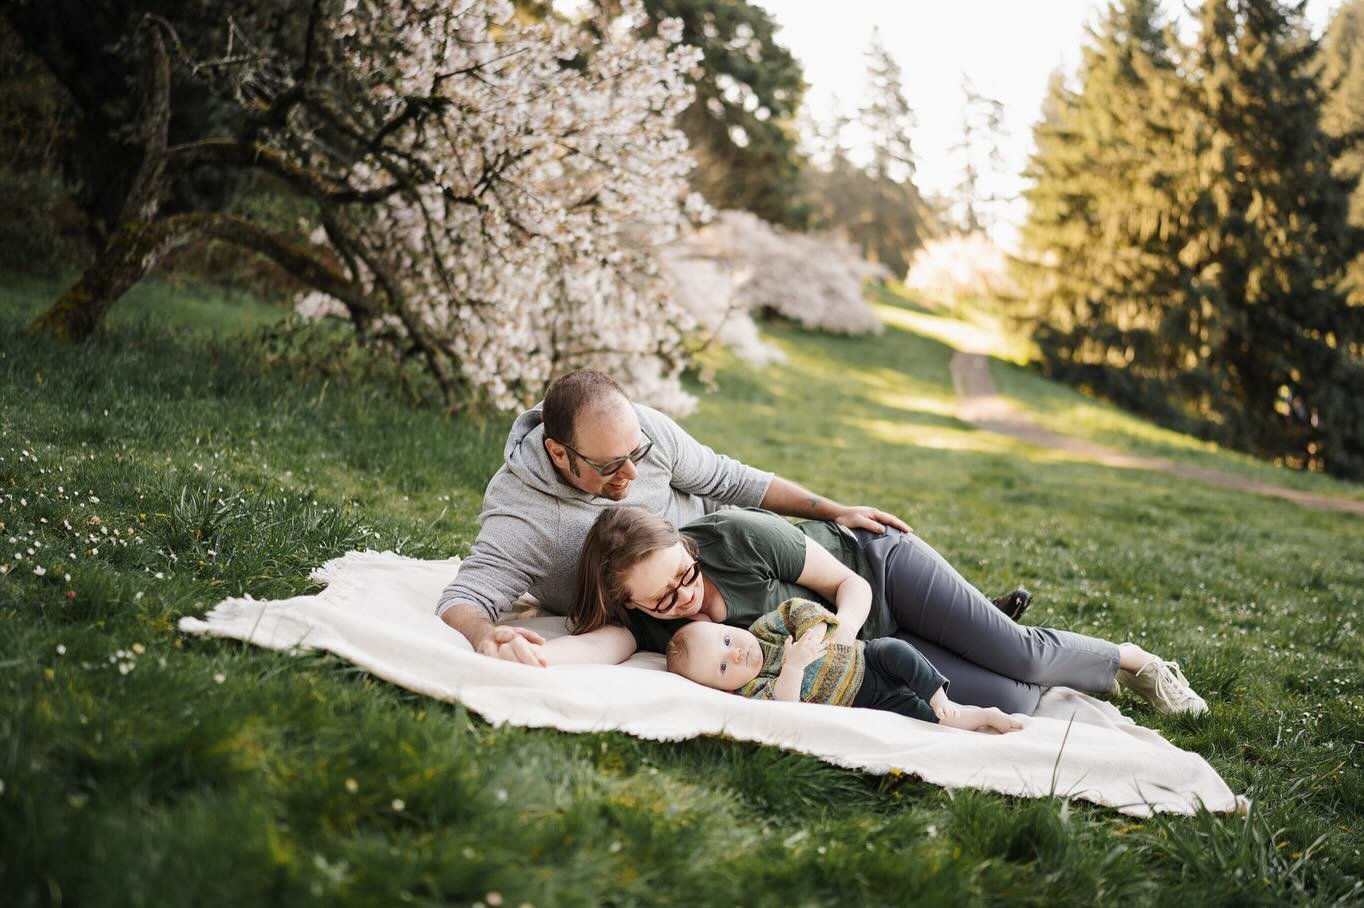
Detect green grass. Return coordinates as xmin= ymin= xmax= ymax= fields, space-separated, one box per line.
xmin=2 ymin=272 xmax=290 ymax=336
xmin=2 ymin=276 xmax=1363 ymax=906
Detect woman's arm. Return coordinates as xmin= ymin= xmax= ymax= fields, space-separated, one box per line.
xmin=539 ymin=624 xmax=638 ymax=665
xmin=794 ymin=537 xmax=872 ymax=646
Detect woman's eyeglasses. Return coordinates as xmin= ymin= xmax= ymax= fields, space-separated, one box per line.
xmin=636 ymin=559 xmax=701 ymax=614
xmin=560 ymin=432 xmax=654 ymax=477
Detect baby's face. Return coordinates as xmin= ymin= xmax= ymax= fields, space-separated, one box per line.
xmin=677 ymin=623 xmax=763 ymax=691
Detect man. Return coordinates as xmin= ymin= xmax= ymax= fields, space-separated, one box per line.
xmin=437 ymin=370 xmax=909 ymax=665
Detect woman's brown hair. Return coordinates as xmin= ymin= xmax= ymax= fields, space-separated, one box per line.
xmin=570 ymin=506 xmax=697 ymax=634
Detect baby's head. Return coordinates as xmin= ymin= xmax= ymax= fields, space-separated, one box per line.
xmin=665 ymin=622 xmax=763 ymax=691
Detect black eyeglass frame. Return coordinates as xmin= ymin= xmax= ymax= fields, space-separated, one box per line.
xmin=633 ymin=559 xmax=702 ymax=614
xmin=558 ymin=431 xmax=654 ymax=477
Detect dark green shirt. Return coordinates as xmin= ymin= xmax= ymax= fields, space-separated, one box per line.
xmin=625 ymin=508 xmax=878 ymax=653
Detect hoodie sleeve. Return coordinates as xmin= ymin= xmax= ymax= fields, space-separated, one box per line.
xmin=435 ymin=502 xmax=556 ymax=623
xmin=640 ymin=405 xmax=773 ymax=507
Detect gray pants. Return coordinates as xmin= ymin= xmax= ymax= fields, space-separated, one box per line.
xmin=854 ymin=528 xmax=1120 ymax=715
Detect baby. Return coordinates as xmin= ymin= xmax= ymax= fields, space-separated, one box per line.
xmin=665 ymin=598 xmax=1024 ymax=734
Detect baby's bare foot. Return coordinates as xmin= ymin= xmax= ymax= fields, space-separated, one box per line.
xmin=939 ymin=704 xmax=1025 ymax=734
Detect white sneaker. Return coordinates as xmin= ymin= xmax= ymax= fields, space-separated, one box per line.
xmin=1116 ymin=655 xmax=1208 ymax=715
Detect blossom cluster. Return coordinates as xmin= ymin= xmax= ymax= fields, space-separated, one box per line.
xmin=661 ymin=211 xmax=885 ymax=362
xmin=290 ymin=0 xmax=704 ymax=414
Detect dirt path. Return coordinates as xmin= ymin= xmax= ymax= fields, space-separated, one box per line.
xmin=950 ymin=350 xmax=1364 ymax=516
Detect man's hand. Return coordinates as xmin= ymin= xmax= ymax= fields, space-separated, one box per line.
xmin=476 ymin=625 xmax=548 ymax=667
xmin=833 ymin=505 xmax=911 ymax=534
xmin=782 ymin=625 xmax=828 ymax=671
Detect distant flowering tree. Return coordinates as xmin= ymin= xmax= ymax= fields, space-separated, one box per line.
xmin=905 ymin=233 xmax=1017 ymax=306
xmin=22 ymin=0 xmax=704 ymax=413
xmin=664 ymin=210 xmax=884 ymax=345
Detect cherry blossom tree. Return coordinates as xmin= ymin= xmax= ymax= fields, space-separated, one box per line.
xmin=23 ymin=0 xmax=704 ymax=413
xmin=663 ymin=210 xmax=884 ymax=349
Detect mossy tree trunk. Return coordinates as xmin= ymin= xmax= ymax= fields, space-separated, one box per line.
xmin=28 ymin=218 xmax=179 ymax=340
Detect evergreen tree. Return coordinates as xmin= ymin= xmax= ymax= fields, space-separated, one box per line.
xmin=1181 ymin=0 xmax=1364 ymax=475
xmin=853 ymin=29 xmax=928 ymax=276
xmin=952 ymin=76 xmax=1007 ymax=235
xmin=1015 ymin=0 xmax=1197 ymax=422
xmin=1319 ymin=0 xmax=1364 ymax=314
xmin=637 ymin=0 xmax=809 ymax=227
xmin=800 ymin=100 xmax=868 ymax=243
xmin=1016 ymin=0 xmax=1364 ymax=477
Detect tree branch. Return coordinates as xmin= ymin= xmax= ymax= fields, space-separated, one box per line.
xmin=116 ymin=18 xmax=173 ymax=226
xmin=166 ymin=138 xmax=404 ymax=203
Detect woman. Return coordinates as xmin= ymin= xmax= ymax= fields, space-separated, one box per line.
xmin=543 ymin=506 xmax=1207 ymax=717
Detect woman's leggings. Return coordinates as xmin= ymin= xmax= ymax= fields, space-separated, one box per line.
xmin=854 ymin=528 xmax=1121 ymax=715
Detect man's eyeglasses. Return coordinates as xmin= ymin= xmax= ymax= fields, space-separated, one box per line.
xmin=635 ymin=559 xmax=702 ymax=614
xmin=559 ymin=432 xmax=654 ymax=477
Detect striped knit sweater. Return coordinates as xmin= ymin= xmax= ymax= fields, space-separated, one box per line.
xmin=738 ymin=598 xmax=865 ymax=706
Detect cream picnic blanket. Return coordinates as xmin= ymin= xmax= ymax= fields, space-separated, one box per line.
xmin=177 ymin=550 xmax=1241 ymax=817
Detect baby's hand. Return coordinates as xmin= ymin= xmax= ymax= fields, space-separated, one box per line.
xmin=783 ymin=626 xmax=828 ymax=670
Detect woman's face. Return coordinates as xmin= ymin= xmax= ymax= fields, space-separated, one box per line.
xmin=620 ymin=541 xmax=705 ymax=619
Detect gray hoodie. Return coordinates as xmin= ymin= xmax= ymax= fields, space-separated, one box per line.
xmin=436 ymin=403 xmax=773 ymax=621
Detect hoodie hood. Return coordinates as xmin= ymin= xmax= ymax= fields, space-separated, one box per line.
xmin=502 ymin=404 xmax=598 ymax=502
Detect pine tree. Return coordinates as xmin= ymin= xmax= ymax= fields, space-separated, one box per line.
xmin=1182 ymin=0 xmax=1364 ymax=475
xmin=853 ymin=29 xmax=927 ymax=276
xmin=952 ymin=76 xmax=1007 ymax=235
xmin=1319 ymin=0 xmax=1364 ymax=314
xmin=1015 ymin=0 xmax=1196 ymax=422
xmin=1016 ymin=0 xmax=1364 ymax=477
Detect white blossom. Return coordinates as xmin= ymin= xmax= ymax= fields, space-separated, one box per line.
xmin=662 ymin=211 xmax=884 ymax=358
xmin=294 ymin=0 xmax=704 ymax=413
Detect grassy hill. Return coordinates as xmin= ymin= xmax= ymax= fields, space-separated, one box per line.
xmin=2 ymin=277 xmax=1361 ymax=906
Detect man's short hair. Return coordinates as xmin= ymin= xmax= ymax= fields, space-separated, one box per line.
xmin=542 ymin=370 xmax=628 ymax=446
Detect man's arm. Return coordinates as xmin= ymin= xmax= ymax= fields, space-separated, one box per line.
xmin=643 ymin=405 xmax=773 ymax=506
xmin=435 ymin=500 xmax=557 ymax=666
xmin=759 ymin=475 xmax=910 ymax=534
xmin=645 ymin=405 xmax=908 ymax=532
xmin=439 ymin=603 xmax=547 ymax=667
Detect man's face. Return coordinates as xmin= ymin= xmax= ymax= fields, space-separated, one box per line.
xmin=546 ymin=398 xmax=645 ymax=501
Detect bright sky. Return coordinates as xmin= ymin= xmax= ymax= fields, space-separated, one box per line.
xmin=753 ymin=0 xmax=1337 ymax=249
